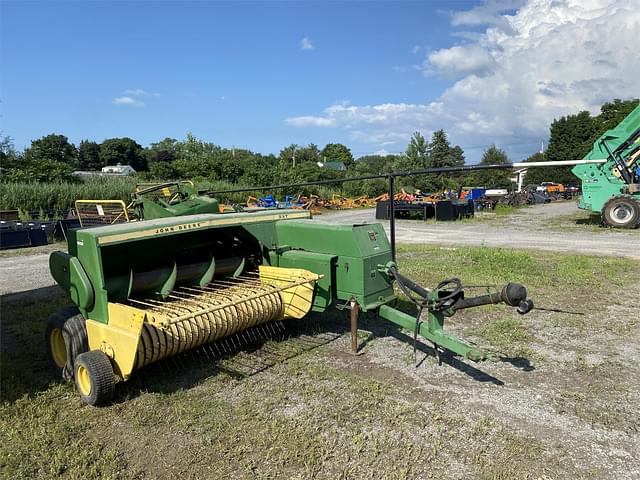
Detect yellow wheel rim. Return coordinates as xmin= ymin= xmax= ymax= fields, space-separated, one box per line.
xmin=50 ymin=328 xmax=67 ymax=368
xmin=76 ymin=364 xmax=92 ymax=396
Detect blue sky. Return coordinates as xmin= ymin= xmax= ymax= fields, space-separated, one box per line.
xmin=1 ymin=1 xmax=638 ymax=163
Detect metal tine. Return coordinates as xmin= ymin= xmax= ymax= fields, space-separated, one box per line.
xmin=240 ymin=329 xmax=255 ymax=346
xmin=213 ymin=341 xmax=224 ymax=357
xmin=130 ymin=297 xmax=191 ymax=317
xmin=205 ymin=343 xmax=220 ymax=361
xmin=165 ymin=291 xmax=213 ymax=307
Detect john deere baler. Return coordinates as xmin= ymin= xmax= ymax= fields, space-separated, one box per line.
xmin=47 ymin=210 xmax=533 ymax=405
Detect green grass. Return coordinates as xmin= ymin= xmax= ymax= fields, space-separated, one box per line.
xmin=1 ymin=245 xmax=638 ymax=479
xmin=396 ymin=244 xmax=634 ymax=290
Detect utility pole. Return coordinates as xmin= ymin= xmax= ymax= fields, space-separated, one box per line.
xmin=293 ymin=147 xmax=296 ymax=168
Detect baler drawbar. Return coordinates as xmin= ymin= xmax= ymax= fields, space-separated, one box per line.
xmin=46 ymin=210 xmax=533 ymax=405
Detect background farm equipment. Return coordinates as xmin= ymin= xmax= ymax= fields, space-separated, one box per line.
xmin=46 ymin=210 xmax=533 ymax=405
xmin=0 ymin=220 xmax=54 ymax=249
xmin=572 ymin=104 xmax=640 ymax=228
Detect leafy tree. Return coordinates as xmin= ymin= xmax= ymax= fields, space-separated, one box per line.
xmin=78 ymin=140 xmax=102 ymax=170
xmin=148 ymin=161 xmax=177 ymax=180
xmin=100 ymin=137 xmax=147 ymax=171
xmin=145 ymin=137 xmax=179 ymax=165
xmin=239 ymin=154 xmax=278 ymax=187
xmin=0 ymin=134 xmax=21 ymax=175
xmin=406 ymin=131 xmax=428 ymax=168
xmin=355 ymin=154 xmax=397 ymax=175
xmin=597 ymin=98 xmax=639 ymax=131
xmin=6 ymin=159 xmax=76 ymax=182
xmin=321 ymin=143 xmax=354 ymax=168
xmin=24 ymin=134 xmax=77 ymax=166
xmin=427 ymin=130 xmax=464 ymax=168
xmin=474 ymin=144 xmax=512 ymax=188
xmin=279 ymin=143 xmax=320 ymax=167
xmin=546 ymin=111 xmax=599 ymax=163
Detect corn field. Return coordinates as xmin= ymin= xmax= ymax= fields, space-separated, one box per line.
xmin=0 ymin=178 xmax=137 ymax=215
xmin=0 ymin=177 xmax=320 ymax=216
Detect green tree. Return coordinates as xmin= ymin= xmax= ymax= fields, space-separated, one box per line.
xmin=355 ymin=154 xmax=397 ymax=175
xmin=100 ymin=137 xmax=147 ymax=171
xmin=279 ymin=143 xmax=320 ymax=167
xmin=78 ymin=140 xmax=102 ymax=170
xmin=406 ymin=131 xmax=429 ymax=168
xmin=148 ymin=162 xmax=178 ymax=180
xmin=474 ymin=144 xmax=512 ymax=188
xmin=427 ymin=130 xmax=465 ymax=168
xmin=0 ymin=134 xmax=21 ymax=175
xmin=546 ymin=110 xmax=599 ymax=163
xmin=145 ymin=137 xmax=179 ymax=165
xmin=320 ymin=143 xmax=354 ymax=168
xmin=24 ymin=134 xmax=77 ymax=166
xmin=597 ymin=98 xmax=639 ymax=131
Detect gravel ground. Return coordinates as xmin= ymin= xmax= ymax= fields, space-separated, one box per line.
xmin=314 ymin=201 xmax=640 ymax=259
xmin=0 ymin=254 xmax=55 ymax=296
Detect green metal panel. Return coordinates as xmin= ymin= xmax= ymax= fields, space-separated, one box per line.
xmin=275 ymin=222 xmax=395 ymax=311
xmin=138 ymin=195 xmax=221 ymax=219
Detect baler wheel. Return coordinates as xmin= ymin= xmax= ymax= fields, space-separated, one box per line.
xmin=602 ymin=195 xmax=640 ymax=228
xmin=74 ymin=350 xmax=115 ymax=406
xmin=45 ymin=307 xmax=89 ymax=381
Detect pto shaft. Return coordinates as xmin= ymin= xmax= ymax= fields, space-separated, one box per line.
xmin=451 ymin=283 xmax=533 ymax=314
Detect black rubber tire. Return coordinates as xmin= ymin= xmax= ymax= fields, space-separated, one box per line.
xmin=601 ymin=195 xmax=640 ymax=229
xmin=44 ymin=307 xmax=89 ymax=381
xmin=74 ymin=350 xmax=115 ymax=406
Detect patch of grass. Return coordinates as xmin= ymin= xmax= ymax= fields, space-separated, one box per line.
xmin=471 ymin=318 xmax=533 ymax=357
xmin=553 ymin=359 xmax=638 ymax=433
xmin=396 ymin=244 xmax=635 ymax=294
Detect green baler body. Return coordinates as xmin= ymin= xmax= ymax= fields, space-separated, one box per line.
xmin=50 ymin=210 xmax=395 ymax=326
xmin=137 ymin=194 xmax=221 ymax=219
xmin=572 ymin=105 xmax=640 ymax=214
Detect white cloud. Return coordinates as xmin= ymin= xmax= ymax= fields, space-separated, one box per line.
xmin=300 ymin=37 xmax=315 ymax=51
xmin=286 ymin=0 xmax=640 ymax=161
xmin=451 ymin=0 xmax=524 ymax=29
xmin=425 ymin=44 xmax=496 ymax=77
xmin=285 ymin=115 xmax=335 ymax=127
xmin=112 ymin=96 xmax=144 ymax=107
xmin=123 ymin=88 xmax=160 ymax=97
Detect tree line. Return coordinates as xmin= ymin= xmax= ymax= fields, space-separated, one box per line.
xmin=1 ymin=98 xmax=637 ymax=197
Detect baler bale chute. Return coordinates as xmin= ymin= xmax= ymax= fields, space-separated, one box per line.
xmin=46 ymin=209 xmax=534 ymax=405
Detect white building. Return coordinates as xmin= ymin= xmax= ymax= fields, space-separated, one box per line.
xmin=101 ymin=164 xmax=136 ymax=175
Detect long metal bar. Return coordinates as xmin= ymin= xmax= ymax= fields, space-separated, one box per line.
xmin=377 ymin=305 xmax=487 ymax=362
xmin=512 ymin=159 xmax=606 ymax=167
xmin=206 ymin=159 xmax=613 ymax=196
xmin=350 ymin=297 xmax=360 ymax=354
xmin=388 ymin=175 xmax=396 ymax=262
xmin=206 ymin=164 xmax=515 ymax=195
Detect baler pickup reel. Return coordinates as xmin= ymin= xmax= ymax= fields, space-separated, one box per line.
xmin=377 ymin=264 xmax=534 ymax=362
